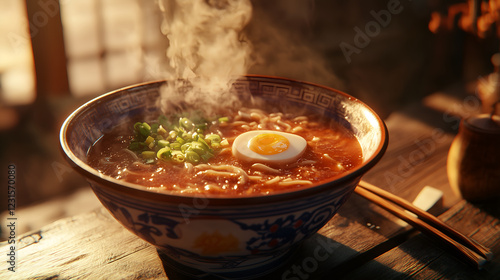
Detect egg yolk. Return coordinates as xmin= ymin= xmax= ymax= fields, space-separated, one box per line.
xmin=248 ymin=133 xmax=290 ymax=155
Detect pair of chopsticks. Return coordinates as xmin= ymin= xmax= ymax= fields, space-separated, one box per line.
xmin=355 ymin=180 xmax=493 ymax=269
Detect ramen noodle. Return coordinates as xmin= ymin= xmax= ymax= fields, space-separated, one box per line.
xmin=87 ymin=107 xmax=363 ymax=196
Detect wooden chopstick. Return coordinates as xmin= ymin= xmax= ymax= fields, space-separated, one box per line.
xmin=355 ymin=180 xmax=493 ymax=269
xmin=357 ymin=180 xmax=493 ymax=260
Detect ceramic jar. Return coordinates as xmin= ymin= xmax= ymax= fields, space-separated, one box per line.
xmin=447 ymin=114 xmax=500 ymax=202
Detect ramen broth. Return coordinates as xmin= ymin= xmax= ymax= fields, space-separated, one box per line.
xmin=87 ymin=108 xmax=363 ymax=196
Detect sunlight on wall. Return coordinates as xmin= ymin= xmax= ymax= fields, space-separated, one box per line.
xmin=60 ymin=0 xmax=166 ymax=97
xmin=0 ymin=0 xmax=36 ymax=106
xmin=0 ymin=0 xmax=166 ymax=103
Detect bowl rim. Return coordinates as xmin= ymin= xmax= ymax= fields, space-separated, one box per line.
xmin=60 ymin=75 xmax=388 ymax=206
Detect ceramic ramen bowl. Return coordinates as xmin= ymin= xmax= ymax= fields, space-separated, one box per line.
xmin=60 ymin=75 xmax=388 ymax=279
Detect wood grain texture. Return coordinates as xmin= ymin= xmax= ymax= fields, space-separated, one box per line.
xmin=2 ymin=92 xmax=497 ymax=279
xmin=0 ymin=200 xmax=399 ymax=280
xmin=341 ymin=200 xmax=500 ymax=280
xmin=362 ymin=109 xmax=458 ymax=208
xmin=0 ymin=207 xmax=167 ymax=280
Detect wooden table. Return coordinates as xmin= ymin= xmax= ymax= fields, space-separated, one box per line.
xmin=2 ymin=89 xmax=500 ymax=279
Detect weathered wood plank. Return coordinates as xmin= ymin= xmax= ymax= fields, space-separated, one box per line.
xmin=0 ymin=93 xmax=483 ymax=279
xmin=340 ymin=200 xmax=500 ymax=279
xmin=361 ymin=109 xmax=458 ymax=208
xmin=0 ymin=207 xmax=167 ymax=280
xmin=0 ymin=199 xmax=402 ymax=280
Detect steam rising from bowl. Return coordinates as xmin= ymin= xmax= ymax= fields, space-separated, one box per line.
xmin=157 ymin=0 xmax=253 ymax=115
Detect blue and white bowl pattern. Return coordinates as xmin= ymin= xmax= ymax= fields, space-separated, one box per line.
xmin=60 ymin=76 xmax=387 ymax=278
xmin=89 ymin=177 xmax=356 ymax=274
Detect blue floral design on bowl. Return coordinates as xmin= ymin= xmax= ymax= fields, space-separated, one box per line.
xmin=60 ymin=76 xmax=387 ymax=279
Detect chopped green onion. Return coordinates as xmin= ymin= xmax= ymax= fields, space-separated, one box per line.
xmin=185 ymin=150 xmax=200 ymax=163
xmin=168 ymin=130 xmax=177 ymax=139
xmin=138 ymin=122 xmax=151 ymax=137
xmin=200 ymin=152 xmax=214 ymax=161
xmin=197 ymin=137 xmax=211 ymax=150
xmin=157 ymin=147 xmax=171 ymax=160
xmin=205 ymin=134 xmax=221 ymax=143
xmin=171 ymin=150 xmax=185 ymax=163
xmin=141 ymin=151 xmax=156 ymax=159
xmin=133 ymin=122 xmax=142 ymax=131
xmin=157 ymin=139 xmax=169 ymax=148
xmin=157 ymin=125 xmax=167 ymax=135
xmin=181 ymin=142 xmax=192 ymax=153
xmin=129 ymin=114 xmax=229 ymax=165
xmin=170 ymin=142 xmax=181 ymax=150
xmin=145 ymin=136 xmax=155 ymax=146
xmin=190 ymin=142 xmax=205 ymax=154
xmin=184 ymin=131 xmax=193 ymax=141
xmin=180 ymin=117 xmax=194 ymax=129
xmin=211 ymin=142 xmax=220 ymax=149
xmin=176 ymin=136 xmax=186 ymax=145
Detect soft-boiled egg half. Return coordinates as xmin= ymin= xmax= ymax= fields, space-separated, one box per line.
xmin=232 ymin=130 xmax=307 ymax=165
